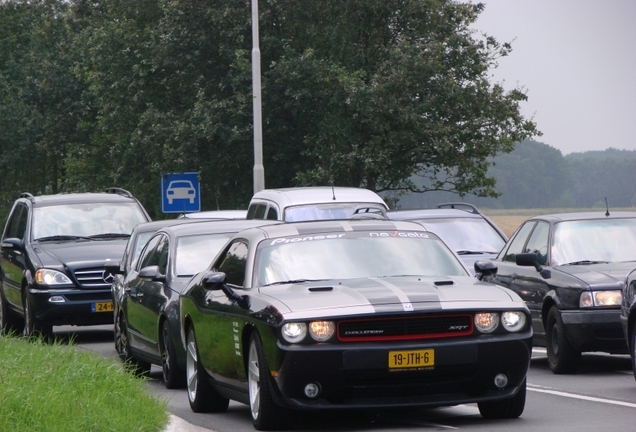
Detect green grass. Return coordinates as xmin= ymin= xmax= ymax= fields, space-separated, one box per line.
xmin=0 ymin=335 xmax=168 ymax=432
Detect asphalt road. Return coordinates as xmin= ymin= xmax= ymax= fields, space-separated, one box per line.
xmin=63 ymin=324 xmax=636 ymax=432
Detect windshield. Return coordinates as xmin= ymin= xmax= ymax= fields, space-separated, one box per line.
xmin=175 ymin=233 xmax=233 ymax=276
xmin=413 ymin=218 xmax=505 ymax=253
xmin=254 ymin=232 xmax=467 ymax=287
xmin=284 ymin=203 xmax=386 ymax=222
xmin=551 ymin=218 xmax=636 ymax=266
xmin=32 ymin=203 xmax=147 ymax=240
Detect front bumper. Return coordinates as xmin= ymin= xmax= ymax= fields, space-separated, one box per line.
xmin=29 ymin=287 xmax=114 ymax=326
xmin=271 ymin=333 xmax=532 ymax=410
xmin=560 ymin=309 xmax=627 ymax=353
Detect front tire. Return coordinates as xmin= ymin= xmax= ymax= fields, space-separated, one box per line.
xmin=248 ymin=333 xmax=291 ymax=430
xmin=185 ymin=326 xmax=229 ymax=413
xmin=545 ymin=306 xmax=581 ymax=374
xmin=115 ymin=312 xmax=151 ymax=376
xmin=161 ymin=320 xmax=185 ymax=389
xmin=478 ymin=379 xmax=526 ymax=419
xmin=23 ymin=292 xmax=52 ymax=342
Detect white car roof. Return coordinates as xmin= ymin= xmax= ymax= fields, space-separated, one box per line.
xmin=250 ymin=187 xmax=388 ymax=208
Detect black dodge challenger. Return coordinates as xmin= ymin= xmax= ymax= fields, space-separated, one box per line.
xmin=179 ymin=219 xmax=532 ymax=430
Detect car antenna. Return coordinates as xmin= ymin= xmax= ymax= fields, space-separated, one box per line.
xmin=605 ymin=197 xmax=610 ymax=217
xmin=332 ymin=186 xmax=336 ymax=200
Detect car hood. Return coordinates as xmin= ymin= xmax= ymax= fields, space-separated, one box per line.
xmin=258 ymin=276 xmax=524 ymax=319
xmin=555 ymin=261 xmax=636 ymax=289
xmin=34 ymin=239 xmax=127 ymax=270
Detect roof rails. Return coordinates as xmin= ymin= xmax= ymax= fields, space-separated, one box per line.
xmin=436 ymin=202 xmax=480 ymax=215
xmin=105 ymin=187 xmax=133 ymax=198
xmin=20 ymin=192 xmax=34 ymax=199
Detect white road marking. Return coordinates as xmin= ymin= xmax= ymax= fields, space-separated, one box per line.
xmin=528 ymin=384 xmax=636 ymax=408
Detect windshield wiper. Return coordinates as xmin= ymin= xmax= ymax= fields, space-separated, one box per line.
xmin=88 ymin=233 xmax=130 ymax=239
xmin=35 ymin=235 xmax=92 ymax=242
xmin=456 ymin=250 xmax=498 ymax=255
xmin=263 ymin=279 xmax=326 ymax=287
xmin=562 ymin=260 xmax=609 ymax=266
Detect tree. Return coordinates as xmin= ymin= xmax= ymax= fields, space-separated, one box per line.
xmin=258 ymin=0 xmax=539 ymax=200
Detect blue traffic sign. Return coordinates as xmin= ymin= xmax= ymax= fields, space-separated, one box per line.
xmin=161 ymin=172 xmax=201 ymax=213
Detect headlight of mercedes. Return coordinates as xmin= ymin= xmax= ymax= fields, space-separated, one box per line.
xmin=579 ymin=290 xmax=622 ymax=307
xmin=35 ymin=269 xmax=72 ymax=286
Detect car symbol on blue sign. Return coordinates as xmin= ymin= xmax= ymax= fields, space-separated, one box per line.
xmin=161 ymin=172 xmax=201 ymax=213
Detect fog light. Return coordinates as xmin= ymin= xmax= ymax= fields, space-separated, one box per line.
xmin=48 ymin=296 xmax=65 ymax=303
xmin=304 ymin=383 xmax=321 ymax=399
xmin=494 ymin=374 xmax=508 ymax=389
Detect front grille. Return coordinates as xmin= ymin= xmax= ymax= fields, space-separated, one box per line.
xmin=338 ymin=314 xmax=473 ymax=342
xmin=73 ymin=268 xmax=111 ymax=289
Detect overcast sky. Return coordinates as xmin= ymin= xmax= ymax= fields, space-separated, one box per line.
xmin=473 ymin=0 xmax=636 ymax=155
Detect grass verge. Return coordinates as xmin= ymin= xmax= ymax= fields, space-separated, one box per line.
xmin=0 ymin=335 xmax=168 ymax=432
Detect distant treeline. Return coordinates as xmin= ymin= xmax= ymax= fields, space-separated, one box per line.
xmin=397 ymin=141 xmax=636 ymax=210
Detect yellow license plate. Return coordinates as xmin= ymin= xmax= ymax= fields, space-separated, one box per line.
xmin=92 ymin=301 xmax=113 ymax=313
xmin=388 ymin=349 xmax=434 ymax=369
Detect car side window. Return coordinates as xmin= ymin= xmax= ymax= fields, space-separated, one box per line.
xmin=138 ymin=235 xmax=163 ymax=271
xmin=266 ymin=206 xmax=278 ymax=220
xmin=247 ymin=203 xmax=267 ymax=220
xmin=217 ymin=241 xmax=249 ymax=287
xmin=502 ymin=222 xmax=536 ymax=263
xmin=5 ymin=204 xmax=28 ymax=240
xmin=524 ymin=221 xmax=550 ymax=265
xmin=153 ymin=236 xmax=170 ymax=275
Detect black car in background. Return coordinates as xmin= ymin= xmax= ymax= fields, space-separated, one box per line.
xmin=486 ymin=212 xmax=636 ymax=374
xmin=112 ymin=219 xmax=278 ymax=388
xmin=0 ymin=188 xmax=150 ymax=339
xmin=388 ymin=203 xmax=507 ymax=273
xmin=180 ymin=219 xmax=531 ymax=430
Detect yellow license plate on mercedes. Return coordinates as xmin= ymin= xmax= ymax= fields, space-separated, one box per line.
xmin=92 ymin=301 xmax=113 ymax=313
xmin=388 ymin=349 xmax=434 ymax=369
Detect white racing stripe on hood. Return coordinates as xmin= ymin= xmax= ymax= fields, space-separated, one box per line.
xmin=338 ymin=221 xmax=354 ymax=231
xmin=371 ymin=277 xmax=414 ymax=311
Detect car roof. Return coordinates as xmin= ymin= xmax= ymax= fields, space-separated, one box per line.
xmin=179 ymin=210 xmax=247 ymax=219
xmin=528 ymin=211 xmax=636 ymax=223
xmin=388 ymin=208 xmax=483 ymax=220
xmin=25 ymin=192 xmax=140 ymax=207
xmin=237 ymin=219 xmax=432 ymax=241
xmin=158 ymin=219 xmax=281 ymax=237
xmin=250 ymin=187 xmax=388 ymax=208
xmin=131 ymin=219 xmax=193 ymax=234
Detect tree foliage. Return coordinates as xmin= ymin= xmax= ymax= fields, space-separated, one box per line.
xmin=0 ymin=0 xmax=539 ymax=218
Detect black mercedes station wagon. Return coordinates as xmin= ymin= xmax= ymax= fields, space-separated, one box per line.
xmin=0 ymin=188 xmax=150 ymax=339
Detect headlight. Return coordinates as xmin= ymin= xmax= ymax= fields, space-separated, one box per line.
xmin=281 ymin=322 xmax=307 ymax=343
xmin=35 ymin=269 xmax=72 ymax=286
xmin=501 ymin=311 xmax=527 ymax=332
xmin=309 ymin=321 xmax=335 ymax=341
xmin=580 ymin=290 xmax=622 ymax=307
xmin=474 ymin=312 xmax=499 ymax=333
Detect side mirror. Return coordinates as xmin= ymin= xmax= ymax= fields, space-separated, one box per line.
xmin=202 ymin=272 xmax=227 ymax=290
xmin=202 ymin=272 xmax=250 ymax=309
xmin=516 ymin=253 xmax=551 ymax=279
xmin=138 ymin=265 xmax=165 ymax=282
xmin=474 ymin=260 xmax=498 ymax=281
xmin=104 ymin=261 xmax=124 ymax=276
xmin=1 ymin=238 xmax=24 ymax=251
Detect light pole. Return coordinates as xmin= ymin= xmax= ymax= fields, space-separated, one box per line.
xmin=252 ymin=0 xmax=265 ymax=193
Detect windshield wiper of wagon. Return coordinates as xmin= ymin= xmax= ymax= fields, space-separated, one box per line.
xmin=35 ymin=235 xmax=92 ymax=242
xmin=88 ymin=233 xmax=131 ymax=239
